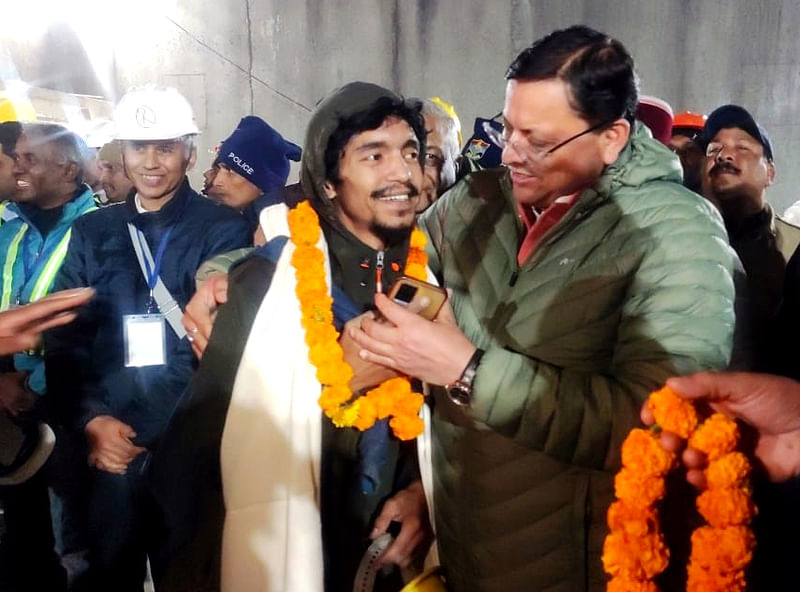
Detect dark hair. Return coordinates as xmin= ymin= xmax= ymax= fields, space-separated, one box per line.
xmin=506 ymin=25 xmax=639 ymax=127
xmin=323 ymin=96 xmax=426 ymax=184
xmin=21 ymin=123 xmax=85 ymax=186
xmin=0 ymin=121 xmax=22 ymax=159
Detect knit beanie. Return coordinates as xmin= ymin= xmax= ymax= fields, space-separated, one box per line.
xmin=216 ymin=116 xmax=301 ymax=194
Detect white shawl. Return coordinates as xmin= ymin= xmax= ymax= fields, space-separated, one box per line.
xmin=219 ymin=204 xmax=437 ymax=591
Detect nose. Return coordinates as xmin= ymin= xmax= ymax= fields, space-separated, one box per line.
xmin=12 ymin=155 xmax=25 ymax=175
xmin=715 ymin=145 xmax=735 ymax=163
xmin=212 ymin=167 xmax=227 ymax=187
xmin=386 ymin=152 xmax=413 ymax=183
xmin=501 ymin=140 xmax=528 ymax=167
xmin=142 ymin=146 xmax=159 ymax=169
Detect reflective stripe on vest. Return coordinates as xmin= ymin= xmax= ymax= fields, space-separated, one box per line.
xmin=29 ymin=229 xmax=73 ymax=302
xmin=0 ymin=202 xmax=97 ymax=309
xmin=1 ymin=224 xmax=30 ymax=310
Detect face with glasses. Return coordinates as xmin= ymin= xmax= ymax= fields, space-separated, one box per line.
xmin=498 ymin=78 xmax=629 ymax=209
xmin=12 ymin=134 xmax=79 ymax=208
xmin=704 ymin=127 xmax=774 ymax=204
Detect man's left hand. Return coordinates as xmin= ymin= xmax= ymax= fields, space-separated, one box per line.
xmin=370 ymin=480 xmax=432 ymax=568
xmin=351 ymin=293 xmax=476 ymax=386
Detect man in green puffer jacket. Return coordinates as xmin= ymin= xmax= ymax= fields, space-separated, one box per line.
xmin=351 ymin=26 xmax=737 ymax=591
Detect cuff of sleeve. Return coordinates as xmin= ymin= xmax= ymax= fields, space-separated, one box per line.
xmin=469 ymin=346 xmax=503 ymax=424
xmin=79 ymin=402 xmax=112 ymax=431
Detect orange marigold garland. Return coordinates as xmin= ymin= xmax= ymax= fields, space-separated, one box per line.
xmin=287 ymin=200 xmax=427 ymax=440
xmin=604 ymin=385 xmax=756 ymax=591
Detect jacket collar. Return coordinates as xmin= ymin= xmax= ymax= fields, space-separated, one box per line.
xmin=10 ymin=183 xmax=96 ymax=227
xmin=123 ymin=177 xmax=194 ymax=226
xmin=726 ymin=202 xmax=776 ymax=241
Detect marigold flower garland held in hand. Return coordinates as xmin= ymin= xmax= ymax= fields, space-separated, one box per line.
xmin=287 ymin=200 xmax=426 ymax=440
xmin=602 ymin=385 xmax=756 ymax=592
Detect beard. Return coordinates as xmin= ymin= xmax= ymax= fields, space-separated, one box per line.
xmin=370 ymin=219 xmax=414 ymax=247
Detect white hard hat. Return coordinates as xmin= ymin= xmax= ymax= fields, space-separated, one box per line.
xmin=114 ymin=84 xmax=199 ymax=141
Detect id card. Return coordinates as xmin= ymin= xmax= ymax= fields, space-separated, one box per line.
xmin=123 ymin=314 xmax=167 ymax=367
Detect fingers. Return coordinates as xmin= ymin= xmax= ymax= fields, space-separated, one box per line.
xmin=666 ymin=371 xmax=736 ymax=402
xmin=184 ymin=273 xmax=227 ymax=348
xmin=683 ymin=446 xmax=707 ymax=468
xmin=88 ymin=451 xmax=128 ymax=475
xmin=380 ymin=521 xmax=424 ymax=568
xmin=354 ymin=316 xmax=397 ymax=355
xmin=211 ymin=274 xmax=229 ymax=305
xmin=374 ymin=292 xmax=420 ymax=326
xmin=640 ymin=403 xmax=654 ymax=425
xmin=433 ymin=297 xmax=457 ymax=326
xmin=686 ymin=469 xmax=707 ymax=489
xmin=657 ymin=430 xmax=684 ymax=455
xmin=370 ymin=503 xmax=394 ymax=539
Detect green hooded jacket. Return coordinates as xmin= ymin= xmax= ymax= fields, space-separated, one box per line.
xmin=418 ymin=124 xmax=736 ymax=591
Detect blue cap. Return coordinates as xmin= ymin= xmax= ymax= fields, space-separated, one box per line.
xmin=703 ymin=104 xmax=773 ymax=161
xmin=462 ymin=116 xmax=504 ymax=169
xmin=216 ymin=116 xmax=302 ymax=195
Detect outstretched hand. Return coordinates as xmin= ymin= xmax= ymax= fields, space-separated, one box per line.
xmin=642 ymin=372 xmax=800 ymax=485
xmin=0 ymin=287 xmax=94 ymax=355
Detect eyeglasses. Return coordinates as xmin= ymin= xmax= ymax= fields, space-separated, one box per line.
xmin=483 ymin=117 xmax=616 ymax=163
xmin=705 ymin=141 xmax=761 ymax=160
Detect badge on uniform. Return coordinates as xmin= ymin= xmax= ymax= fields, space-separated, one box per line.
xmin=123 ymin=314 xmax=167 ymax=367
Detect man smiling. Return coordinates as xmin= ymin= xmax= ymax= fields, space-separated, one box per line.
xmin=150 ymin=82 xmax=432 ymax=592
xmin=351 ymin=26 xmax=737 ymax=591
xmin=44 ymin=85 xmax=248 ymax=591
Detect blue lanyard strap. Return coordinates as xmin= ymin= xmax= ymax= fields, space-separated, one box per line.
xmin=138 ymin=225 xmax=175 ymax=292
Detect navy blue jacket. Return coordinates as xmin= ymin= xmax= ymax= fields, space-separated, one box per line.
xmin=44 ymin=180 xmax=249 ymax=447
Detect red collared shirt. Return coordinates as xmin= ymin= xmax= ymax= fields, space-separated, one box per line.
xmin=517 ymin=193 xmax=580 ymax=265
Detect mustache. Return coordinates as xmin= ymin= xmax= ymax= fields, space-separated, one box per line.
xmin=371 ymin=182 xmax=419 ymax=199
xmin=710 ymin=162 xmax=740 ymax=176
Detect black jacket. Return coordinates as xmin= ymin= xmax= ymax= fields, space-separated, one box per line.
xmin=44 ymin=181 xmax=249 ymax=446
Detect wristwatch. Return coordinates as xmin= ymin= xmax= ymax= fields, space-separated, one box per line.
xmin=445 ymin=348 xmax=484 ymax=406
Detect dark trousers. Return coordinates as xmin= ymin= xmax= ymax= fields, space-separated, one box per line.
xmin=85 ymin=453 xmax=163 ymax=592
xmin=0 ymin=470 xmax=67 ymax=592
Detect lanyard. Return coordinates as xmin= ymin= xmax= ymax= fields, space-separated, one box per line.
xmin=136 ymin=225 xmax=175 ymax=294
xmin=129 ymin=196 xmax=189 ymax=312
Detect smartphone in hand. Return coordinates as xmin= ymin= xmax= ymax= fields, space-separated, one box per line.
xmin=386 ymin=276 xmax=447 ymax=321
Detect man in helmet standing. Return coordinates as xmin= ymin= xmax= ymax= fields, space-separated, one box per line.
xmin=44 ymin=85 xmax=249 ymax=590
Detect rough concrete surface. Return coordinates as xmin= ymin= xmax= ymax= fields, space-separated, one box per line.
xmin=3 ymin=0 xmax=800 ymax=212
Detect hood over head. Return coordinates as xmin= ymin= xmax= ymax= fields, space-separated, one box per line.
xmin=300 ymin=81 xmax=424 ymax=225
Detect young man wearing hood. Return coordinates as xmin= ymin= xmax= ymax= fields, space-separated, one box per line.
xmin=150 ymin=82 xmax=432 ymax=592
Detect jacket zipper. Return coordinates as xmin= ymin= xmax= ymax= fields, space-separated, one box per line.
xmin=375 ymin=250 xmax=385 ymax=293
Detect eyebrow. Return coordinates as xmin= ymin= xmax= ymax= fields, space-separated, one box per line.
xmin=355 ymin=141 xmax=388 ymax=153
xmin=354 ymin=138 xmax=419 ymax=152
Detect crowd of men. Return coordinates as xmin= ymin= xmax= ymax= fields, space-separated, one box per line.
xmin=0 ymin=23 xmax=799 ymax=592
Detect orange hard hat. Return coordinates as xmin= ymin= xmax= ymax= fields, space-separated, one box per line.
xmin=673 ymin=111 xmax=706 ymax=131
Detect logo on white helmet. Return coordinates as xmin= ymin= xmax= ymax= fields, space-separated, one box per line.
xmin=135 ymin=105 xmax=157 ymax=128
xmin=228 ymin=152 xmax=254 ymax=175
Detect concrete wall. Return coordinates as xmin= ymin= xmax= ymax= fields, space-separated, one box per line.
xmin=2 ymin=0 xmax=800 ymax=212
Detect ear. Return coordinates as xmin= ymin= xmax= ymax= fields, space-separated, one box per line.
xmin=599 ymin=118 xmax=631 ymax=166
xmin=63 ymin=161 xmax=80 ymax=184
xmin=323 ymin=180 xmax=337 ymax=200
xmin=766 ymin=160 xmax=776 ymax=186
xmin=186 ymin=147 xmax=197 ymax=172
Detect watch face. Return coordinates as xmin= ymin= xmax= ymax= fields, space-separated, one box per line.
xmin=447 ymin=384 xmax=471 ymax=407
